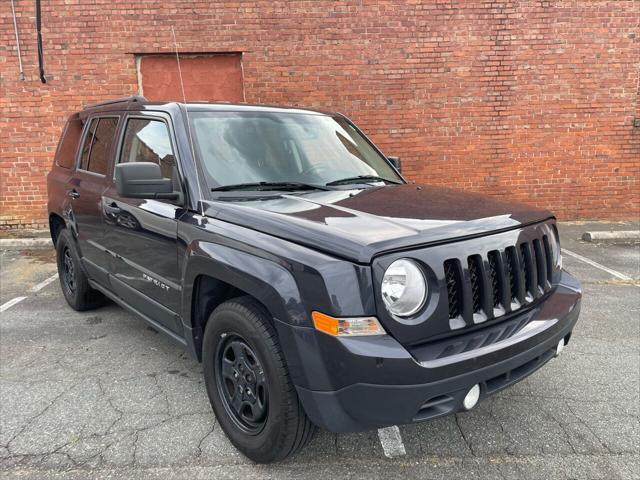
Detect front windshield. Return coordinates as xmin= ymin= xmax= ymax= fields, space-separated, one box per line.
xmin=189 ymin=111 xmax=403 ymax=191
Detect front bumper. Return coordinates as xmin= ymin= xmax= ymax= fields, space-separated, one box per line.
xmin=276 ymin=271 xmax=581 ymax=432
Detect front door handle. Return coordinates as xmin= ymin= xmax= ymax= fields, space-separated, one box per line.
xmin=104 ymin=202 xmax=121 ymax=215
xmin=68 ymin=189 xmax=80 ymax=199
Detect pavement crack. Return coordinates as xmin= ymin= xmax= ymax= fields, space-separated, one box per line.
xmin=131 ymin=431 xmax=140 ymax=468
xmin=565 ymin=402 xmax=615 ymax=454
xmin=534 ymin=403 xmax=577 ymax=455
xmin=96 ymin=377 xmax=125 ymax=435
xmin=146 ymin=372 xmax=171 ymax=415
xmin=196 ymin=421 xmax=216 ymax=458
xmin=6 ymin=380 xmax=80 ymax=454
xmin=454 ymin=413 xmax=476 ymax=457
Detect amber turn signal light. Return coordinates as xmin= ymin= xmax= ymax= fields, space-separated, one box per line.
xmin=311 ymin=311 xmax=386 ymax=337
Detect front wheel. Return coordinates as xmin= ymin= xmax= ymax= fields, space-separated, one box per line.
xmin=202 ymin=297 xmax=316 ymax=463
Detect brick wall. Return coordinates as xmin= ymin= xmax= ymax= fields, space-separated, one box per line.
xmin=1 ymin=1 xmax=638 ymax=228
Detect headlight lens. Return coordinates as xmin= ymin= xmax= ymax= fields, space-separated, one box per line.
xmin=381 ymin=259 xmax=427 ymax=317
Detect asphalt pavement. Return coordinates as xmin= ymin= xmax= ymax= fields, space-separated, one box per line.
xmin=0 ymin=222 xmax=638 ymax=479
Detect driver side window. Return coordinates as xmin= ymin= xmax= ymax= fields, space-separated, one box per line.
xmin=120 ymin=118 xmax=178 ymax=184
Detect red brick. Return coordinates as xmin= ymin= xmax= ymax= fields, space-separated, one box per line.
xmin=1 ymin=0 xmax=638 ymax=228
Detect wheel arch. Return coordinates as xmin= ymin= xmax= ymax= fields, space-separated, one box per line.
xmin=49 ymin=213 xmax=66 ymax=246
xmin=182 ymin=241 xmax=307 ymax=361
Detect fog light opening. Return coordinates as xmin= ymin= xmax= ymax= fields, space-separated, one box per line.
xmin=555 ymin=338 xmax=565 ymax=357
xmin=462 ymin=384 xmax=480 ymax=410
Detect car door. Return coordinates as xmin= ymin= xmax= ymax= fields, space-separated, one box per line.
xmin=67 ymin=115 xmax=120 ymax=286
xmin=102 ymin=112 xmax=186 ymax=335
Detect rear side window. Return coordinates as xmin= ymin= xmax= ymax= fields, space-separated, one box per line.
xmin=55 ymin=116 xmax=84 ymax=169
xmin=79 ymin=119 xmax=98 ymax=171
xmin=78 ymin=117 xmax=119 ymax=175
xmin=120 ymin=118 xmax=176 ymax=179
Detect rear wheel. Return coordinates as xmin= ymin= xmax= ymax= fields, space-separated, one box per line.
xmin=202 ymin=297 xmax=315 ymax=463
xmin=55 ymin=229 xmax=104 ymax=311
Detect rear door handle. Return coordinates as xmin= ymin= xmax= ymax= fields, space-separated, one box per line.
xmin=68 ymin=189 xmax=80 ymax=199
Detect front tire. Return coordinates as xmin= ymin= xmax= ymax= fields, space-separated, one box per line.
xmin=202 ymin=297 xmax=315 ymax=463
xmin=55 ymin=229 xmax=104 ymax=311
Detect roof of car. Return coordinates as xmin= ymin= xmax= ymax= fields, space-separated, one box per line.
xmin=83 ymin=96 xmax=335 ymax=116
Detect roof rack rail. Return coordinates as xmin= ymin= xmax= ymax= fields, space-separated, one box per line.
xmin=84 ymin=95 xmax=147 ymax=109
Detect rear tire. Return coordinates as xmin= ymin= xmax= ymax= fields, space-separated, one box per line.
xmin=202 ymin=297 xmax=316 ymax=463
xmin=55 ymin=229 xmax=105 ymax=311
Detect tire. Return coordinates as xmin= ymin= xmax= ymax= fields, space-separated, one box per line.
xmin=202 ymin=296 xmax=316 ymax=463
xmin=55 ymin=229 xmax=105 ymax=311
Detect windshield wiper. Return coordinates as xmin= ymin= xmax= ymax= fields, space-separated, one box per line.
xmin=325 ymin=175 xmax=403 ymax=186
xmin=211 ymin=181 xmax=330 ymax=192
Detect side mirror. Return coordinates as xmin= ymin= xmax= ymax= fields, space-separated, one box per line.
xmin=387 ymin=156 xmax=401 ymax=172
xmin=115 ymin=162 xmax=179 ymax=200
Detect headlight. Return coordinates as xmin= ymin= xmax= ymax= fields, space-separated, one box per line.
xmin=381 ymin=259 xmax=427 ymax=317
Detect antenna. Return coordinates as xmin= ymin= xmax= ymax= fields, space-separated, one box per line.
xmin=171 ymin=26 xmax=205 ymax=215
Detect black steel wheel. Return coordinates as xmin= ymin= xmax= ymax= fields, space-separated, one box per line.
xmin=61 ymin=247 xmax=76 ymax=296
xmin=216 ymin=334 xmax=268 ymax=434
xmin=202 ymin=297 xmax=316 ymax=463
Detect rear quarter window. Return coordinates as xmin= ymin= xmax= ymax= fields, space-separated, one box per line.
xmin=78 ymin=116 xmax=119 ymax=175
xmin=55 ymin=115 xmax=84 ymax=169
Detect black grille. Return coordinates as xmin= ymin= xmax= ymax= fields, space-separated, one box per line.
xmin=505 ymin=246 xmax=519 ymax=301
xmin=542 ymin=235 xmax=553 ymax=282
xmin=520 ymin=242 xmax=533 ymax=295
xmin=533 ymin=238 xmax=546 ymax=291
xmin=444 ymin=259 xmax=462 ymax=318
xmin=468 ymin=255 xmax=483 ymax=313
xmin=487 ymin=251 xmax=501 ymax=308
xmin=444 ymin=234 xmax=555 ymax=329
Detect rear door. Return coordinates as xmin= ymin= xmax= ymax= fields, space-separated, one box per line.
xmin=67 ymin=115 xmax=120 ymax=286
xmin=102 ymin=112 xmax=186 ymax=335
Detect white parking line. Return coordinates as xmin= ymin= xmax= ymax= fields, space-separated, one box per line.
xmin=0 ymin=296 xmax=27 ymax=313
xmin=29 ymin=273 xmax=59 ymax=293
xmin=0 ymin=274 xmax=59 ymax=314
xmin=562 ymin=248 xmax=635 ymax=282
xmin=377 ymin=426 xmax=406 ymax=458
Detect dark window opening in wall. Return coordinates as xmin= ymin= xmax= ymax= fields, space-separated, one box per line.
xmin=136 ymin=53 xmax=244 ymax=103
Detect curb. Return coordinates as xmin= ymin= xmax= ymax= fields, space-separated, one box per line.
xmin=0 ymin=238 xmax=53 ymax=249
xmin=582 ymin=231 xmax=640 ymax=243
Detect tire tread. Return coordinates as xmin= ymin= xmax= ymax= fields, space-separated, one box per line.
xmin=55 ymin=229 xmax=104 ymax=311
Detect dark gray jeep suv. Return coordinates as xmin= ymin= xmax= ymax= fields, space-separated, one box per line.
xmin=47 ymin=96 xmax=581 ymax=463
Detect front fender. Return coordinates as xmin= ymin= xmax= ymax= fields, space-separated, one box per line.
xmin=181 ymin=240 xmax=307 ymax=331
xmin=177 ymin=215 xmax=377 ymax=386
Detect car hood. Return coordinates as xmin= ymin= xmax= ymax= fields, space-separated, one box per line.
xmin=202 ymin=184 xmax=554 ymax=263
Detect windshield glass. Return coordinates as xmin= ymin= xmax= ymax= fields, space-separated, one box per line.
xmin=189 ymin=112 xmax=403 ymax=191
